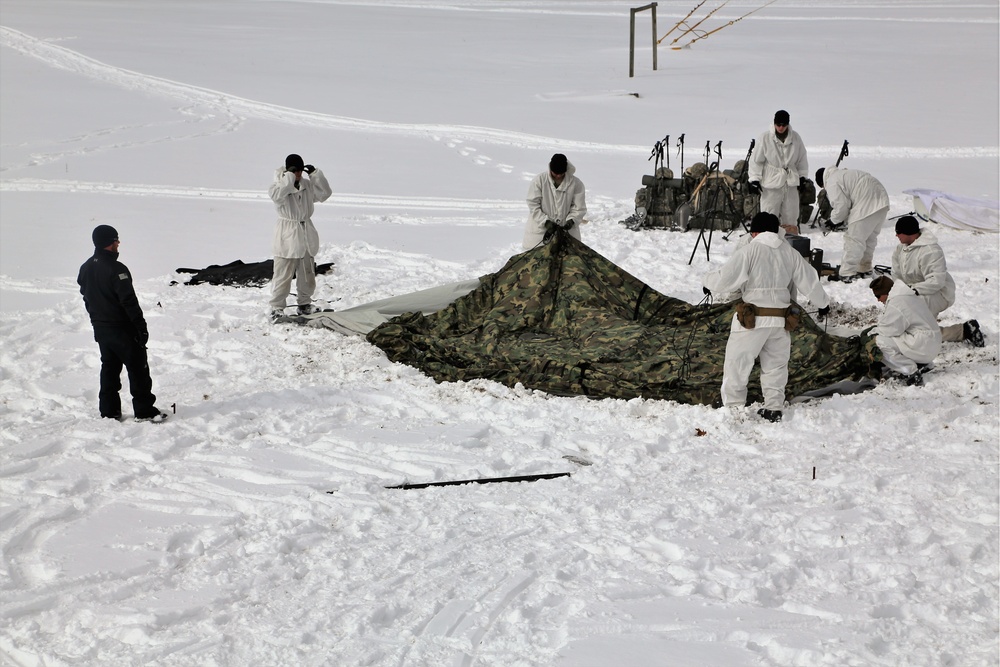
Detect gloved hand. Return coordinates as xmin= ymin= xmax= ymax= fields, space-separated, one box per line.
xmin=703 ymin=286 xmax=711 ymax=296
xmin=136 ymin=329 xmax=149 ymax=346
xmin=563 ymin=219 xmax=576 ymax=231
xmin=747 ymin=181 xmax=761 ymax=195
xmin=542 ymin=220 xmax=558 ymax=242
xmin=816 ymin=306 xmax=830 ymax=320
xmin=303 ymin=164 xmax=316 ymax=175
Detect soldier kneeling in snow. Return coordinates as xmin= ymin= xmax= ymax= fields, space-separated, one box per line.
xmin=869 ymin=275 xmax=941 ymax=386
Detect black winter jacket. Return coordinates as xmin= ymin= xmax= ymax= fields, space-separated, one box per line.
xmin=78 ymin=248 xmax=147 ymax=334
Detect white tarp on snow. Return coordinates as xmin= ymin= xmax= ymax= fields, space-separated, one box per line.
xmin=305 ymin=279 xmax=481 ymax=335
xmin=904 ymin=188 xmax=1000 ymax=233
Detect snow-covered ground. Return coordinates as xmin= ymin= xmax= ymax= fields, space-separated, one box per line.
xmin=1 ymin=1 xmax=998 ymax=665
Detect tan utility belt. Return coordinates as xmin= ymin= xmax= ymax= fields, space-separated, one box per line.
xmin=735 ymin=302 xmax=801 ymax=331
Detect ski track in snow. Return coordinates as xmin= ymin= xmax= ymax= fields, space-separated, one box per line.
xmin=143 ymin=0 xmax=999 ymax=24
xmin=0 ymin=179 xmax=526 ymax=213
xmin=2 ymin=217 xmax=998 ymax=666
xmin=0 ymin=26 xmax=640 ymax=155
xmin=1 ymin=5 xmax=998 ymax=666
xmin=1 ymin=23 xmax=995 ymax=188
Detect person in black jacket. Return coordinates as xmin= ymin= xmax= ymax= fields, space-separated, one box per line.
xmin=78 ymin=225 xmax=168 ymax=422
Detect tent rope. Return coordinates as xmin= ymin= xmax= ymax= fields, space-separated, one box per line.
xmin=662 ymin=0 xmax=779 ymax=50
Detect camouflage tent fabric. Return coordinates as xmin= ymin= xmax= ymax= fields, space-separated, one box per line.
xmin=367 ymin=231 xmax=876 ymax=405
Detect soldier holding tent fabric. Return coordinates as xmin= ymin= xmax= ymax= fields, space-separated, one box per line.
xmin=702 ymin=212 xmax=829 ymax=422
xmin=523 ymin=153 xmax=587 ymax=250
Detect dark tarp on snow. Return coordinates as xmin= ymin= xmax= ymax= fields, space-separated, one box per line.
xmin=366 ymin=231 xmax=878 ymax=406
xmin=173 ymin=260 xmax=334 ymax=287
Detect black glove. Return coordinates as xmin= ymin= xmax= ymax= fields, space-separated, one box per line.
xmin=564 ymin=219 xmax=576 ymax=231
xmin=703 ymin=286 xmax=711 ymax=296
xmin=542 ymin=220 xmax=558 ymax=242
xmin=747 ymin=181 xmax=761 ymax=195
xmin=303 ymin=164 xmax=316 ymax=175
xmin=816 ymin=306 xmax=830 ymax=320
xmin=136 ymin=329 xmax=149 ymax=346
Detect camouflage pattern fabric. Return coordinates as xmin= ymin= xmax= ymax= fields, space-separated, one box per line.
xmin=367 ymin=231 xmax=877 ymax=405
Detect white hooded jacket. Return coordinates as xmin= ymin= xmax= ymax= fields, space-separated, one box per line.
xmin=703 ymin=231 xmax=829 ymax=330
xmin=890 ymin=230 xmax=956 ymax=313
xmin=748 ymin=125 xmax=809 ymax=189
xmin=821 ymin=166 xmax=889 ymax=225
xmin=523 ymin=161 xmax=587 ymax=249
xmin=269 ymin=167 xmax=333 ymax=258
xmin=875 ymin=281 xmax=942 ymax=363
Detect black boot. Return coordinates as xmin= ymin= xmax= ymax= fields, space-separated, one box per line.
xmin=964 ymin=320 xmax=985 ymax=348
xmin=757 ymin=408 xmax=783 ymax=423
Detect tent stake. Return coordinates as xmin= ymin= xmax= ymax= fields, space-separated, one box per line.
xmin=386 ymin=471 xmax=571 ymax=490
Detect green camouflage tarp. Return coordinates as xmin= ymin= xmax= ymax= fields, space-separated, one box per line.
xmin=367 ymin=231 xmax=876 ymax=405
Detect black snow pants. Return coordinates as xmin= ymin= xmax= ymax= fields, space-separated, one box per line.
xmin=93 ymin=325 xmax=157 ymax=419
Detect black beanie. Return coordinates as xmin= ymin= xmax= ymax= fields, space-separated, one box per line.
xmin=549 ymin=153 xmax=568 ymax=175
xmin=749 ymin=212 xmax=780 ymax=234
xmin=895 ymin=215 xmax=920 ymax=235
xmin=774 ymin=109 xmax=790 ymax=125
xmin=815 ymin=168 xmax=825 ymax=188
xmin=285 ymin=153 xmax=305 ymax=170
xmin=92 ymin=225 xmax=119 ymax=248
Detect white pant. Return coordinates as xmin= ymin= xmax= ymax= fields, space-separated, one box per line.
xmin=269 ymin=255 xmax=316 ymax=311
xmin=877 ymin=335 xmax=919 ymax=376
xmin=721 ymin=323 xmax=791 ymax=410
xmin=840 ymin=207 xmax=888 ymax=276
xmin=940 ymin=322 xmax=965 ymax=342
xmin=920 ymin=291 xmax=953 ymax=319
xmin=759 ymin=184 xmax=800 ymax=229
xmin=914 ymin=291 xmax=964 ymax=342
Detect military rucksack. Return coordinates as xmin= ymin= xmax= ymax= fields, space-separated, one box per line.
xmin=798 ymin=178 xmax=817 ymax=227
xmin=626 ymin=166 xmax=688 ymax=229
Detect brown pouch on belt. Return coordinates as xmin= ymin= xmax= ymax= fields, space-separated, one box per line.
xmin=735 ymin=302 xmax=757 ymax=329
xmin=738 ymin=304 xmax=792 ymax=330
xmin=784 ymin=305 xmax=801 ymax=332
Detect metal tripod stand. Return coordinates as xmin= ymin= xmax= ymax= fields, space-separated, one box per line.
xmin=687 ymin=141 xmax=745 ymax=264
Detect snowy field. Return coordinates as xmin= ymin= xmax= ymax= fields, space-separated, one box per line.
xmin=1 ymin=1 xmax=998 ymax=665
